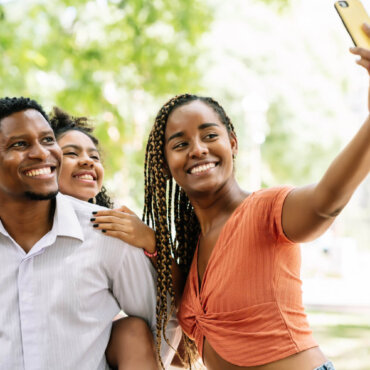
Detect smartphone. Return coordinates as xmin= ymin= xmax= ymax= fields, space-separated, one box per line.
xmin=335 ymin=0 xmax=370 ymax=48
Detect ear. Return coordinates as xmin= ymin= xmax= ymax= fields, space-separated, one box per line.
xmin=229 ymin=132 xmax=238 ymax=158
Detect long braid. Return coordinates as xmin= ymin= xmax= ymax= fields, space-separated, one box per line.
xmin=143 ymin=94 xmax=236 ymax=368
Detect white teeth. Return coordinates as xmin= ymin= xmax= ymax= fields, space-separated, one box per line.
xmin=25 ymin=167 xmax=51 ymax=177
xmin=190 ymin=163 xmax=216 ymax=174
xmin=76 ymin=174 xmax=94 ymax=180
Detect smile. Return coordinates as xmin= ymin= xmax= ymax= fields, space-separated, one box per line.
xmin=24 ymin=167 xmax=52 ymax=177
xmin=75 ymin=174 xmax=95 ymax=181
xmin=189 ymin=162 xmax=217 ymax=174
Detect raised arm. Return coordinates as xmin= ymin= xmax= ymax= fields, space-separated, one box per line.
xmin=282 ymin=24 xmax=370 ymax=243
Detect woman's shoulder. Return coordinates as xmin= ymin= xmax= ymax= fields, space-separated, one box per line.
xmin=235 ymin=186 xmax=295 ymax=219
xmin=243 ymin=186 xmax=294 ymax=209
xmin=251 ymin=186 xmax=294 ymax=200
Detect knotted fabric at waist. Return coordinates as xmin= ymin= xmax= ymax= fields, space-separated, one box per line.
xmin=178 ymin=300 xmax=316 ymax=366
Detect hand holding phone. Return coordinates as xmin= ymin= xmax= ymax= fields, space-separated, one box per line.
xmin=335 ymin=0 xmax=370 ymax=48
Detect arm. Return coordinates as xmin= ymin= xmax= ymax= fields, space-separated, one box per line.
xmin=112 ymin=246 xmax=181 ymax=368
xmin=282 ymin=25 xmax=370 ymax=243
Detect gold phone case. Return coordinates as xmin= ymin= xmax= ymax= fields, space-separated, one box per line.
xmin=335 ymin=0 xmax=370 ymax=48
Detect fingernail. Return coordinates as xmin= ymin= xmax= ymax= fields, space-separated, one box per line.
xmin=90 ymin=218 xmax=96 ymax=221
xmin=93 ymin=224 xmax=98 ymax=228
xmin=102 ymin=229 xmax=106 ymax=233
xmin=92 ymin=211 xmax=97 ymax=215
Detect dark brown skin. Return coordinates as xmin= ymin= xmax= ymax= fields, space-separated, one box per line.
xmin=106 ymin=317 xmax=158 ymax=370
xmin=0 ymin=109 xmax=61 ymax=253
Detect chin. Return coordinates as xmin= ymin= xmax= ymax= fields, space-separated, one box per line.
xmin=24 ymin=190 xmax=59 ymax=201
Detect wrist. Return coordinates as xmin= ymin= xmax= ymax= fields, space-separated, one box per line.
xmin=144 ymin=229 xmax=156 ymax=254
xmin=143 ymin=249 xmax=158 ymax=258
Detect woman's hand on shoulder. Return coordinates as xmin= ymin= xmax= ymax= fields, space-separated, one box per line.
xmin=91 ymin=205 xmax=156 ymax=254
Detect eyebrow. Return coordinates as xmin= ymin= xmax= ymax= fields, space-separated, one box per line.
xmin=167 ymin=122 xmax=219 ymax=143
xmin=61 ymin=144 xmax=99 ymax=153
xmin=8 ymin=130 xmax=54 ymax=141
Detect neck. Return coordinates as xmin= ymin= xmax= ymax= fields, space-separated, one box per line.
xmin=0 ymin=197 xmax=55 ymax=253
xmin=188 ymin=179 xmax=249 ymax=235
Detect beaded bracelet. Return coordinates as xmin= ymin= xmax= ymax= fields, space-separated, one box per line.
xmin=144 ymin=249 xmax=158 ymax=258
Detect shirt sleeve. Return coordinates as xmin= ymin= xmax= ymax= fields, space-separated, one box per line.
xmin=269 ymin=186 xmax=296 ymax=244
xmin=111 ymin=246 xmax=181 ymax=368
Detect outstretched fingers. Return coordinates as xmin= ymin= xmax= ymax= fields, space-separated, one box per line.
xmin=349 ymin=24 xmax=370 ymax=74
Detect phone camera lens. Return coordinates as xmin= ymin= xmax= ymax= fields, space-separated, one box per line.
xmin=338 ymin=1 xmax=349 ymax=7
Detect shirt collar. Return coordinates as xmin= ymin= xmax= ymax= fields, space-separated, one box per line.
xmin=0 ymin=193 xmax=84 ymax=244
xmin=54 ymin=193 xmax=84 ymax=242
xmin=0 ymin=219 xmax=8 ymax=236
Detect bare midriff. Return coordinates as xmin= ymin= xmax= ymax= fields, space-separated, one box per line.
xmin=203 ymin=338 xmax=327 ymax=370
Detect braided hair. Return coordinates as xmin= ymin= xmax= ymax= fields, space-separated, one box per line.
xmin=49 ymin=107 xmax=113 ymax=209
xmin=144 ymin=94 xmax=236 ymax=367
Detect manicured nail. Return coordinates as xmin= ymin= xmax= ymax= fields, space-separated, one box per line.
xmin=93 ymin=224 xmax=98 ymax=228
xmin=90 ymin=218 xmax=96 ymax=221
xmin=102 ymin=229 xmax=106 ymax=233
xmin=92 ymin=211 xmax=97 ymax=215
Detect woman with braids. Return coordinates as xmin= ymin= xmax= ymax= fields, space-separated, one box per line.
xmin=49 ymin=107 xmax=169 ymax=370
xmin=92 ymin=40 xmax=370 ymax=369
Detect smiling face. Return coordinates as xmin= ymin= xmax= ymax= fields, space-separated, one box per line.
xmin=57 ymin=130 xmax=104 ymax=202
xmin=0 ymin=109 xmax=61 ymax=201
xmin=164 ymin=100 xmax=237 ymax=197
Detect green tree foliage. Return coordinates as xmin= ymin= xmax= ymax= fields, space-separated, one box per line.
xmin=0 ymin=0 xmax=211 ymax=205
xmin=0 ymin=0 xmax=293 ymax=206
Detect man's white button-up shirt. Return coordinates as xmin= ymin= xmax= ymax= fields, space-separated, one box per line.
xmin=0 ymin=193 xmax=180 ymax=370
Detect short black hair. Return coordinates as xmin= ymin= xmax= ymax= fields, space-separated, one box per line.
xmin=0 ymin=97 xmax=50 ymax=126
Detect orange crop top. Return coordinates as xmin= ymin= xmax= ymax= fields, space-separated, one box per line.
xmin=177 ymin=187 xmax=317 ymax=366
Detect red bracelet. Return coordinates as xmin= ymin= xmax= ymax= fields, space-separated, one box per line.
xmin=144 ymin=249 xmax=158 ymax=258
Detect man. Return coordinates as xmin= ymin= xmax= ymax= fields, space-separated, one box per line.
xmin=0 ymin=97 xmax=179 ymax=370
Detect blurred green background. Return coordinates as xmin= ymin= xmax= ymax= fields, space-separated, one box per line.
xmin=1 ymin=0 xmax=369 ymax=368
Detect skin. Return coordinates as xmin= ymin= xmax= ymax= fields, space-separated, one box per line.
xmin=161 ymin=30 xmax=370 ymax=368
xmin=57 ymin=130 xmax=104 ymax=202
xmin=0 ymin=109 xmax=61 ymax=253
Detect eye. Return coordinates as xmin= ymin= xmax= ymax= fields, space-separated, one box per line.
xmin=204 ymin=133 xmax=218 ymax=140
xmin=10 ymin=141 xmax=27 ymax=148
xmin=63 ymin=151 xmax=78 ymax=157
xmin=172 ymin=141 xmax=188 ymax=150
xmin=91 ymin=155 xmax=100 ymax=161
xmin=42 ymin=136 xmax=56 ymax=144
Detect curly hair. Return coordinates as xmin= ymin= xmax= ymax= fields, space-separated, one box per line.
xmin=144 ymin=94 xmax=236 ymax=368
xmin=49 ymin=107 xmax=113 ymax=209
xmin=0 ymin=96 xmax=49 ymax=126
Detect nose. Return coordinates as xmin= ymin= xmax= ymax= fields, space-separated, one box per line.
xmin=78 ymin=154 xmax=94 ymax=168
xmin=28 ymin=142 xmax=49 ymax=160
xmin=189 ymin=139 xmax=208 ymax=159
